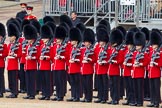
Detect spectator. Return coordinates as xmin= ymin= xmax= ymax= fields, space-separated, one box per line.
xmin=16 ymin=3 xmax=27 ymax=20
xmin=71 ymin=11 xmax=81 ymax=27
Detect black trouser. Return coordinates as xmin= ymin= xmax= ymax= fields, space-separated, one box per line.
xmin=8 ymin=70 xmax=18 ymax=95
xmin=109 ymin=75 xmax=120 ymax=102
xmin=133 ymin=78 xmax=144 ymax=105
xmin=69 ymin=73 xmax=81 ymax=99
xmin=94 ymin=74 xmax=98 ymax=90
xmin=124 ymin=76 xmax=135 ymax=103
xmin=0 ymin=68 xmax=5 ymax=94
xmin=25 ymin=70 xmax=36 ymax=96
xmin=40 ymin=70 xmax=52 ymax=97
xmin=54 ymin=70 xmax=66 ymax=98
xmin=81 ymin=74 xmax=93 ymax=101
xmin=19 ymin=63 xmax=26 ymax=91
xmin=149 ymin=78 xmax=161 ymax=105
xmin=97 ymin=74 xmax=108 ymax=101
xmin=144 ymin=71 xmax=150 ymax=98
xmin=36 ymin=68 xmax=42 ymax=92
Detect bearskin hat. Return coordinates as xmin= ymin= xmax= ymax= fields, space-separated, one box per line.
xmin=99 ymin=19 xmax=111 ymax=34
xmin=40 ymin=24 xmax=53 ymax=39
xmin=69 ymin=27 xmax=82 ymax=42
xmin=83 ymin=28 xmax=95 ymax=44
xmin=110 ymin=29 xmax=123 ymax=45
xmin=0 ymin=23 xmax=6 ymax=37
xmin=43 ymin=16 xmax=55 ymax=24
xmin=97 ymin=28 xmax=109 ymax=43
xmin=133 ymin=32 xmax=146 ymax=46
xmin=55 ymin=26 xmax=67 ymax=39
xmin=128 ymin=27 xmax=140 ymax=33
xmin=96 ymin=24 xmax=107 ymax=33
xmin=7 ymin=23 xmax=20 ymax=39
xmin=45 ymin=21 xmax=56 ymax=35
xmin=60 ymin=14 xmax=73 ymax=28
xmin=125 ymin=31 xmax=134 ymax=45
xmin=116 ymin=26 xmax=126 ymax=38
xmin=16 ymin=17 xmax=22 ymax=25
xmin=152 ymin=28 xmax=162 ymax=36
xmin=21 ymin=19 xmax=30 ymax=32
xmin=23 ymin=24 xmax=37 ymax=40
xmin=76 ymin=23 xmax=86 ymax=35
xmin=60 ymin=22 xmax=70 ymax=35
xmin=6 ymin=18 xmax=21 ymax=31
xmin=30 ymin=20 xmax=41 ymax=34
xmin=150 ymin=31 xmax=162 ymax=45
xmin=141 ymin=27 xmax=150 ymax=41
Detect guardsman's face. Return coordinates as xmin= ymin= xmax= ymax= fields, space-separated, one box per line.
xmin=0 ymin=36 xmax=3 ymax=41
xmin=99 ymin=41 xmax=106 ymax=47
xmin=9 ymin=36 xmax=16 ymax=43
xmin=84 ymin=41 xmax=91 ymax=47
xmin=27 ymin=39 xmax=34 ymax=44
xmin=56 ymin=38 xmax=62 ymax=44
xmin=42 ymin=38 xmax=49 ymax=44
xmin=152 ymin=44 xmax=158 ymax=50
xmin=136 ymin=45 xmax=142 ymax=51
xmin=111 ymin=43 xmax=117 ymax=48
xmin=71 ymin=40 xmax=78 ymax=46
xmin=127 ymin=44 xmax=133 ymax=50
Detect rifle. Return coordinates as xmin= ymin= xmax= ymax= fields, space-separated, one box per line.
xmin=41 ymin=37 xmax=54 ymax=56
xmin=56 ymin=37 xmax=69 ymax=56
xmin=124 ymin=46 xmax=136 ymax=64
xmin=84 ymin=42 xmax=96 ymax=59
xmin=150 ymin=44 xmax=162 ymax=65
xmin=28 ymin=36 xmax=41 ymax=57
xmin=108 ymin=41 xmax=125 ymax=63
xmin=10 ymin=38 xmax=20 ymax=54
xmin=135 ymin=41 xmax=151 ymax=65
xmin=0 ymin=37 xmax=6 ymax=51
xmin=71 ymin=41 xmax=82 ymax=60
xmin=98 ymin=43 xmax=109 ymax=63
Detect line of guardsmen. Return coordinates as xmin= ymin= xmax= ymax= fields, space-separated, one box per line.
xmin=0 ymin=13 xmax=162 ymax=108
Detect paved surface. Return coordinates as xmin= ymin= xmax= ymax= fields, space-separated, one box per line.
xmin=0 ymin=0 xmax=161 ymax=108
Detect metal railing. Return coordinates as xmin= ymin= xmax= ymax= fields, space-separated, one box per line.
xmin=43 ymin=0 xmax=162 ymax=27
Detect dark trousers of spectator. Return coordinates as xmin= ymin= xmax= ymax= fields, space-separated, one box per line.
xmin=124 ymin=76 xmax=135 ymax=103
xmin=0 ymin=68 xmax=5 ymax=94
xmin=144 ymin=71 xmax=150 ymax=98
xmin=25 ymin=70 xmax=36 ymax=97
xmin=69 ymin=73 xmax=81 ymax=99
xmin=8 ymin=70 xmax=18 ymax=95
xmin=40 ymin=70 xmax=52 ymax=97
xmin=97 ymin=74 xmax=108 ymax=101
xmin=149 ymin=78 xmax=161 ymax=106
xmin=54 ymin=70 xmax=66 ymax=98
xmin=133 ymin=78 xmax=144 ymax=105
xmin=109 ymin=75 xmax=120 ymax=102
xmin=81 ymin=74 xmax=93 ymax=101
xmin=19 ymin=63 xmax=26 ymax=91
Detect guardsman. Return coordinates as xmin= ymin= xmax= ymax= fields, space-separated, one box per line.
xmin=0 ymin=23 xmax=8 ymax=97
xmin=93 ymin=28 xmax=109 ymax=104
xmin=107 ymin=29 xmax=124 ymax=105
xmin=146 ymin=31 xmax=162 ymax=108
xmin=122 ymin=31 xmax=136 ymax=106
xmin=80 ymin=28 xmax=95 ymax=103
xmin=23 ymin=24 xmax=40 ymax=99
xmin=132 ymin=32 xmax=149 ymax=107
xmin=38 ymin=25 xmax=54 ymax=100
xmin=141 ymin=27 xmax=151 ymax=101
xmin=51 ymin=26 xmax=67 ymax=101
xmin=6 ymin=23 xmax=22 ymax=98
xmin=66 ymin=28 xmax=82 ymax=102
xmin=24 ymin=6 xmax=37 ymax=20
xmin=16 ymin=3 xmax=27 ymax=20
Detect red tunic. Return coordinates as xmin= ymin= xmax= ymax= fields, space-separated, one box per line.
xmin=7 ymin=43 xmax=22 ymax=70
xmin=24 ymin=44 xmax=40 ymax=70
xmin=0 ymin=44 xmax=8 ymax=68
xmin=24 ymin=15 xmax=37 ymax=20
xmin=148 ymin=50 xmax=162 ymax=78
xmin=132 ymin=51 xmax=149 ymax=78
xmin=81 ymin=47 xmax=95 ymax=75
xmin=39 ymin=44 xmax=53 ymax=70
